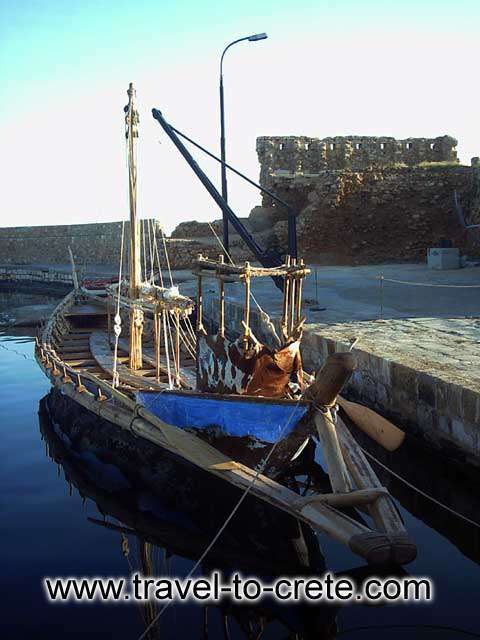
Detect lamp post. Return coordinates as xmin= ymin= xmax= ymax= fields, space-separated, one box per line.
xmin=219 ymin=32 xmax=267 ymax=256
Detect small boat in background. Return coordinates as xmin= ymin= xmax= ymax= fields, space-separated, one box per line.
xmin=35 ymin=83 xmax=416 ymax=566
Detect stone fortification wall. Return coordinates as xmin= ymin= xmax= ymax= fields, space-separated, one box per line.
xmin=0 ymin=220 xmax=227 ymax=270
xmin=257 ymin=135 xmax=458 ymax=188
xmin=0 ymin=221 xmax=141 ymax=266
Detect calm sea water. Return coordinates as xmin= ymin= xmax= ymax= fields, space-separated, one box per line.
xmin=1 ymin=291 xmax=479 ymax=639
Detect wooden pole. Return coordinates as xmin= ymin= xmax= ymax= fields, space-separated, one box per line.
xmin=68 ymin=246 xmax=79 ymax=290
xmin=218 ymin=254 xmax=225 ymax=338
xmin=295 ymin=258 xmax=305 ymax=324
xmin=306 ymin=352 xmax=356 ymax=407
xmin=314 ymin=409 xmax=352 ymax=493
xmin=162 ymin=309 xmax=172 ymax=388
xmin=196 ymin=254 xmax=204 ymax=334
xmin=107 ymin=298 xmax=112 ymax=342
xmin=307 ymin=351 xmax=356 ymax=494
xmin=125 ymin=82 xmax=143 ymax=370
xmin=154 ymin=309 xmax=161 ymax=383
xmin=288 ymin=257 xmax=296 ymax=335
xmin=281 ymin=255 xmax=291 ymax=336
xmin=243 ymin=261 xmax=251 ymax=348
xmin=175 ymin=311 xmax=181 ymax=387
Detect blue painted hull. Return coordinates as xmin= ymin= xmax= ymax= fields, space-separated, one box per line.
xmin=136 ymin=391 xmax=309 ymax=444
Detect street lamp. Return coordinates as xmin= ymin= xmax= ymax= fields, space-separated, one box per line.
xmin=219 ymin=32 xmax=268 ymax=256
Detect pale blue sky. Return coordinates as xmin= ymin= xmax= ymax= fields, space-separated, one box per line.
xmin=1 ymin=0 xmax=479 ymax=232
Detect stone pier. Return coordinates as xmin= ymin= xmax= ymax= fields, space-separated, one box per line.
xmin=203 ymin=291 xmax=480 ymax=467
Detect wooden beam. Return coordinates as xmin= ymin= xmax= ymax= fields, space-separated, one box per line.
xmin=314 ymin=410 xmax=352 ymax=493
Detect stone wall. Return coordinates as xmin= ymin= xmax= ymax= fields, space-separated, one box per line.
xmin=0 ymin=221 xmax=141 ymax=266
xmin=255 ymin=164 xmax=480 ymax=264
xmin=301 ymin=323 xmax=480 ymax=468
xmin=257 ymin=135 xmax=458 ymax=188
xmin=0 ymin=221 xmax=230 ymax=271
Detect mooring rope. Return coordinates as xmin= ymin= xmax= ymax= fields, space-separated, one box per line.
xmin=361 ymin=446 xmax=480 ymax=529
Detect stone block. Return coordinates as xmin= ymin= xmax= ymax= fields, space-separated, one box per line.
xmin=417 ymin=373 xmax=436 ymax=408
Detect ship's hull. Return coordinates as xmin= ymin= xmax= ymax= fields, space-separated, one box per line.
xmin=34 ymin=288 xmax=417 ymax=565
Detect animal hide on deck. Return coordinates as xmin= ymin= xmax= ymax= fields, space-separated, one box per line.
xmin=197 ymin=334 xmax=304 ymax=398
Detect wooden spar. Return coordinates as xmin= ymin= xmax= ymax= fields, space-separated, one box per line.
xmin=335 ymin=415 xmax=417 ymax=564
xmin=298 ymin=487 xmax=388 ymax=509
xmin=125 ymin=82 xmax=143 ymax=370
xmin=306 ymin=352 xmax=357 ymax=407
xmin=307 ymin=352 xmax=356 ymax=493
xmin=288 ymin=257 xmax=296 ymax=335
xmin=338 ymin=396 xmax=405 ymax=452
xmin=218 ymin=254 xmax=225 ymax=338
xmin=281 ymin=255 xmax=291 ymax=336
xmin=68 ymin=246 xmax=79 ymax=290
xmin=195 ymin=256 xmax=310 ymax=278
xmin=243 ymin=261 xmax=251 ymax=347
xmin=314 ymin=410 xmax=352 ymax=493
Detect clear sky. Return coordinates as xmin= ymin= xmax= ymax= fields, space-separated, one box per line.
xmin=1 ymin=0 xmax=478 ymax=233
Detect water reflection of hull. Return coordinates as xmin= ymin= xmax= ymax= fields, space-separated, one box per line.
xmin=39 ymin=389 xmax=342 ymax=638
xmin=39 ymin=389 xmax=325 ymax=577
xmin=40 ymin=390 xmax=411 ymax=639
xmin=350 ymin=425 xmax=480 ymax=565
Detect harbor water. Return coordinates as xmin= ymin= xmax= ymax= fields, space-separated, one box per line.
xmin=1 ymin=291 xmax=479 ymax=639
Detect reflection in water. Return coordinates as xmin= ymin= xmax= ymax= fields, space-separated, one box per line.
xmin=0 ymin=290 xmax=61 ymax=312
xmin=346 ymin=420 xmax=480 ymax=566
xmin=39 ymin=389 xmax=406 ymax=640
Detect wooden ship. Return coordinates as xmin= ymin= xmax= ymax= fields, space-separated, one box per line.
xmin=34 ymin=83 xmax=416 ymax=566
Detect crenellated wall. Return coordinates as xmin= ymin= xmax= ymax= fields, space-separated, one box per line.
xmin=257 ymin=135 xmax=458 ymax=187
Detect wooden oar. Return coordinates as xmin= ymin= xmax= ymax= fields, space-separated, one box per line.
xmin=337 ymin=396 xmax=405 ymax=452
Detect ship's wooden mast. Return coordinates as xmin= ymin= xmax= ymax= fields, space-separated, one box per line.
xmin=125 ymin=82 xmax=143 ymax=369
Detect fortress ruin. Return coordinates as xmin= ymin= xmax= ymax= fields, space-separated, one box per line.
xmin=257 ymin=135 xmax=458 ymax=187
